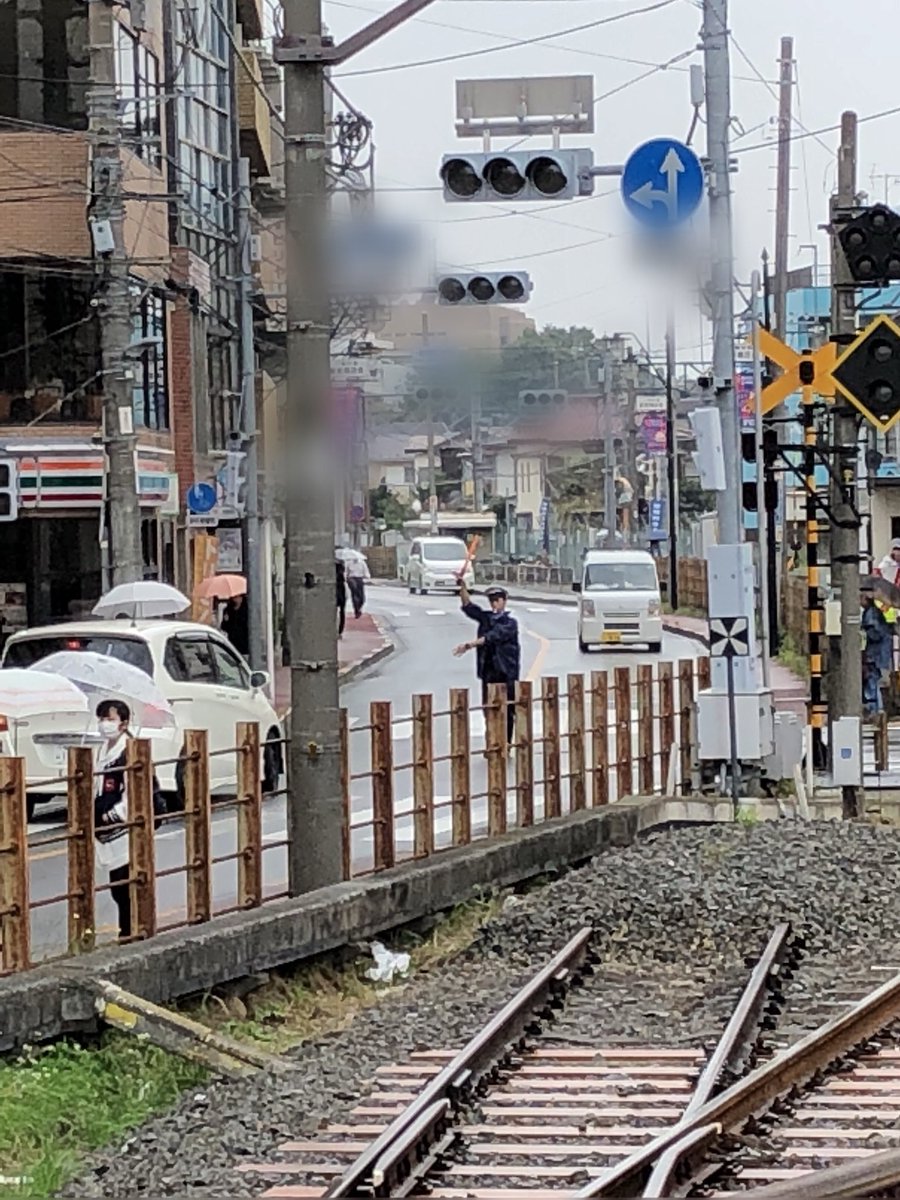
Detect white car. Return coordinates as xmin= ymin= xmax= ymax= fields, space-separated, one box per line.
xmin=405 ymin=536 xmax=475 ymax=594
xmin=574 ymin=549 xmax=663 ymax=652
xmin=2 ymin=620 xmax=284 ymax=812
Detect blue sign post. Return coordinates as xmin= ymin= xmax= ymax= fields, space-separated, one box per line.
xmin=186 ymin=481 xmax=217 ymax=515
xmin=621 ymin=138 xmax=704 ymax=229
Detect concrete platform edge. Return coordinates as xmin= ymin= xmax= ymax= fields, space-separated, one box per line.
xmin=0 ymin=796 xmax=732 ymax=1053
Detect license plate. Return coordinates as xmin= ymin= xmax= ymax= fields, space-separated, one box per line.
xmin=601 ymin=631 xmax=622 ymax=644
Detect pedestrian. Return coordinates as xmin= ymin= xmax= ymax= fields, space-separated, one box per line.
xmin=94 ymin=700 xmax=164 ymax=941
xmin=862 ymin=591 xmax=894 ymax=716
xmin=336 ymin=557 xmax=347 ymax=639
xmin=454 ymin=580 xmax=520 ymax=747
xmin=345 ymin=552 xmax=370 ymax=619
xmin=221 ymin=594 xmax=249 ymax=657
xmin=877 ymin=538 xmax=900 ymax=589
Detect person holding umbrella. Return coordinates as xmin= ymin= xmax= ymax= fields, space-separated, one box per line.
xmin=454 ymin=580 xmax=520 ymax=747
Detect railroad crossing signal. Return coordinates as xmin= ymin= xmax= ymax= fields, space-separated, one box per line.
xmin=837 ymin=204 xmax=900 ymax=284
xmin=831 ymin=314 xmax=900 ymax=432
xmin=756 ymin=327 xmax=837 ymax=412
xmin=709 ymin=616 xmax=750 ymax=659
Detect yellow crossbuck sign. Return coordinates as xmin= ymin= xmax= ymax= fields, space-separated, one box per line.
xmin=756 ymin=326 xmax=837 ymax=413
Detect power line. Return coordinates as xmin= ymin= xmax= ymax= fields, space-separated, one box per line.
xmin=733 ymin=103 xmax=900 ymax=157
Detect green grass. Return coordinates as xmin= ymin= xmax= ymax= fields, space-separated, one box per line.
xmin=776 ymin=633 xmax=810 ymax=680
xmin=0 ymin=1037 xmax=206 ymax=1199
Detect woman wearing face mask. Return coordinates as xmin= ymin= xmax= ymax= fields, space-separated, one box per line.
xmin=94 ymin=699 xmax=164 ymax=941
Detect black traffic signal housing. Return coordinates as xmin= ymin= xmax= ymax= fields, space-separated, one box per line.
xmin=798 ymin=357 xmax=815 ymax=387
xmin=741 ymin=425 xmax=778 ymax=513
xmin=740 ymin=427 xmax=778 ymax=468
xmin=831 ymin=314 xmax=900 ymax=430
xmin=742 ymin=477 xmax=778 ymax=513
xmin=837 ymin=204 xmax=900 ymax=284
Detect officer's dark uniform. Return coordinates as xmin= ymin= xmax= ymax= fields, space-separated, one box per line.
xmin=462 ymin=589 xmax=521 ymax=743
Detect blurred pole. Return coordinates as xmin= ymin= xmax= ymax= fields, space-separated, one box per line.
xmin=665 ymin=306 xmax=679 ymax=609
xmin=751 ymin=270 xmax=771 ymax=687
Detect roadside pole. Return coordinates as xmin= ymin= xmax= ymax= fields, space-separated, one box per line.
xmin=277 ymin=0 xmax=437 ymax=893
xmin=827 ymin=111 xmax=863 ymax=819
xmin=751 ymin=271 xmax=771 ymax=688
xmin=237 ymin=158 xmax=265 ymax=672
xmin=88 ymin=0 xmax=143 ymax=585
xmin=602 ymin=352 xmax=618 ymax=548
xmin=701 ymin=0 xmax=741 ymax=544
xmin=665 ymin=305 xmax=679 ymax=609
xmin=423 ymin=313 xmax=439 ymax=534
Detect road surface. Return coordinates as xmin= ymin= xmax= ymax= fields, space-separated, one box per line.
xmin=23 ymin=585 xmax=702 ymax=960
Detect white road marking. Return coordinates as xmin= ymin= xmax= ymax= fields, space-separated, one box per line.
xmin=527 ymin=606 xmax=549 ymax=613
xmin=426 ymin=610 xmax=446 ymax=617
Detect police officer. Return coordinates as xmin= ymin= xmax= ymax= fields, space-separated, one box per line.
xmin=454 ymin=581 xmax=521 ymax=745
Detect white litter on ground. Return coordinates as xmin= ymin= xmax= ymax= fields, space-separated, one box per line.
xmin=365 ymin=941 xmax=411 ymax=984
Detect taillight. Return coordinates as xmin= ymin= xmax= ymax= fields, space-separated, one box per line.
xmin=0 ymin=714 xmax=7 ymax=732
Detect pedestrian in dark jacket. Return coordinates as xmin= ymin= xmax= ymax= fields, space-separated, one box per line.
xmin=862 ymin=592 xmax=894 ymax=715
xmin=336 ymin=559 xmax=347 ymax=638
xmin=94 ymin=699 xmax=165 ymax=940
xmin=454 ymin=580 xmax=521 ymax=745
xmin=221 ymin=595 xmax=249 ymax=657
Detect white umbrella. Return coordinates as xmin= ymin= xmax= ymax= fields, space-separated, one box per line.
xmin=0 ymin=670 xmax=90 ymax=718
xmin=92 ymin=581 xmax=190 ymax=620
xmin=31 ymin=651 xmax=175 ymax=732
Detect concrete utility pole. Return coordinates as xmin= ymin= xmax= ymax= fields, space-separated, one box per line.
xmin=601 ymin=353 xmax=618 ymax=548
xmin=773 ymin=36 xmax=794 ymax=340
xmin=665 ymin=306 xmax=680 ymax=609
xmin=828 ymin=111 xmax=863 ymax=819
xmin=751 ymin=270 xmax=771 ymax=688
xmin=422 ymin=312 xmax=439 ymax=533
xmin=471 ymin=388 xmax=484 ymax=512
xmin=89 ymin=0 xmax=143 ymax=586
xmin=237 ymin=158 xmax=265 ymax=672
xmin=277 ymin=0 xmax=437 ymax=893
xmin=701 ymin=0 xmax=740 ymax=544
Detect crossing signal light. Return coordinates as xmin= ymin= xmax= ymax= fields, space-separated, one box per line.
xmin=519 ymin=389 xmax=567 ymax=412
xmin=741 ymin=429 xmax=779 ymax=467
xmin=832 ymin=315 xmax=900 ymax=432
xmin=837 ymin=204 xmax=900 ymax=284
xmin=440 ymin=149 xmax=595 ymax=203
xmin=0 ymin=459 xmax=17 ymax=521
xmin=742 ymin=477 xmax=778 ymax=513
xmin=437 ymin=271 xmax=532 ymax=306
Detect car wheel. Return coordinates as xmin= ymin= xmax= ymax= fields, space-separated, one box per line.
xmin=648 ymin=641 xmax=663 ymax=653
xmin=420 ymin=586 xmax=428 ymax=595
xmin=262 ymin=730 xmax=283 ymax=795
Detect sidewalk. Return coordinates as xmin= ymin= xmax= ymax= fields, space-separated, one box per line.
xmin=273 ymin=613 xmax=393 ymax=717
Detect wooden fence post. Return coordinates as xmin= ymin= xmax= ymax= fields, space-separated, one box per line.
xmin=412 ymin=694 xmax=435 ymax=858
xmin=67 ymin=746 xmax=96 ymax=952
xmin=590 ymin=670 xmax=609 ymax=807
xmin=183 ymin=730 xmax=211 ymax=924
xmin=485 ymin=682 xmax=507 ymax=836
xmin=339 ymin=709 xmax=351 ymax=879
xmin=698 ymin=655 xmax=711 ymax=691
xmin=567 ymin=674 xmax=586 ymax=811
xmin=371 ymin=700 xmax=395 ymax=870
xmin=126 ymin=737 xmax=157 ymax=940
xmin=541 ymin=676 xmax=562 ymax=820
xmin=515 ymin=680 xmax=534 ymax=827
xmin=0 ymin=757 xmax=29 ymax=972
xmin=637 ymin=664 xmax=654 ymax=794
xmin=658 ymin=662 xmax=675 ymax=794
xmin=236 ymin=722 xmax=263 ymax=909
xmin=450 ymin=688 xmax=471 ymax=846
xmin=614 ymin=667 xmax=634 ymax=800
xmin=679 ymin=658 xmax=696 ymax=794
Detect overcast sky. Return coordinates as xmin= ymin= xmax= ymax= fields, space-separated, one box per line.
xmin=321 ymin=0 xmax=900 ymax=361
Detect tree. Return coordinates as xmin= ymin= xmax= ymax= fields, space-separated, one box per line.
xmin=368 ymin=484 xmax=409 ymax=530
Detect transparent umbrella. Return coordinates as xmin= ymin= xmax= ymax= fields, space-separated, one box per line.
xmin=92 ymin=581 xmax=190 ymax=620
xmin=31 ymin=651 xmax=176 ymax=733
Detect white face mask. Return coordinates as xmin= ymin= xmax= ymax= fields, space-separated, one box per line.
xmin=98 ymin=719 xmax=121 ymax=739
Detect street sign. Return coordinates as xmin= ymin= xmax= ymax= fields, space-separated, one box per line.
xmin=187 ymin=512 xmax=218 ymax=529
xmin=709 ymin=616 xmax=750 ymax=659
xmin=831 ymin=314 xmax=900 ymax=433
xmin=187 ymin=482 xmax=217 ymax=515
xmin=621 ymin=138 xmax=704 ymax=229
xmin=757 ymin=326 xmax=837 ymax=412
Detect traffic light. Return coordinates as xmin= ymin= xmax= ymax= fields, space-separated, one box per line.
xmin=440 ymin=149 xmax=595 ymax=203
xmin=0 ymin=459 xmax=16 ymax=521
xmin=688 ymin=407 xmax=726 ymax=491
xmin=837 ymin=204 xmax=900 ymax=283
xmin=742 ymin=477 xmax=779 ymax=513
xmin=519 ymin=389 xmax=567 ymax=412
xmin=222 ymin=433 xmax=247 ymax=515
xmin=437 ymin=271 xmax=532 ymax=306
xmin=831 ymin=315 xmax=900 ymax=431
xmin=741 ymin=429 xmax=779 ymax=467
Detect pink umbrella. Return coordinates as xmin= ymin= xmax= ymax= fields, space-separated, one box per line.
xmin=194 ymin=573 xmax=247 ymax=600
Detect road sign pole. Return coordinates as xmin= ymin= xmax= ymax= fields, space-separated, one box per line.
xmin=828 ymin=111 xmax=863 ymax=820
xmin=726 ymin=651 xmax=740 ymax=813
xmin=751 ymin=272 xmax=771 ymax=689
xmin=665 ymin=304 xmax=680 ymax=609
xmin=701 ymin=0 xmax=741 ymax=544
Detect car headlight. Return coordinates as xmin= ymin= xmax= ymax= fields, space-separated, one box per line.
xmin=581 ymin=599 xmax=595 ymax=618
xmin=648 ymin=599 xmax=660 ymax=616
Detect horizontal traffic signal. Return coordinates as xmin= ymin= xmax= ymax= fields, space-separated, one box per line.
xmin=437 ymin=271 xmax=532 ymax=306
xmin=519 ymin=389 xmax=567 ymax=411
xmin=440 ymin=149 xmax=595 ymax=203
xmin=837 ymin=204 xmax=900 ymax=284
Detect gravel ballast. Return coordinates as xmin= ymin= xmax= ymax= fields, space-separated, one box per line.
xmin=61 ymin=819 xmax=900 ymax=1198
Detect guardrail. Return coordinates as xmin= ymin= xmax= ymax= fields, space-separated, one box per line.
xmin=0 ymin=657 xmax=709 ymax=976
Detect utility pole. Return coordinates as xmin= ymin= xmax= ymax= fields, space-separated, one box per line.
xmin=89 ymin=0 xmax=143 ymax=586
xmin=665 ymin=306 xmax=679 ymax=609
xmin=773 ymin=36 xmax=794 ymax=340
xmin=277 ymin=0 xmax=437 ymax=892
xmin=471 ymin=388 xmax=484 ymax=512
xmin=751 ymin=270 xmax=771 ymax=687
xmin=602 ymin=352 xmax=617 ymax=548
xmin=701 ymin=0 xmax=741 ymax=544
xmin=422 ymin=312 xmax=439 ymax=533
xmin=237 ymin=158 xmax=265 ymax=672
xmin=828 ymin=111 xmax=863 ymax=819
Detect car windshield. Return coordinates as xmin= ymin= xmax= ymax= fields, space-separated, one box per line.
xmin=3 ymin=634 xmax=154 ymax=676
xmin=584 ymin=563 xmax=658 ymax=592
xmin=423 ymin=543 xmax=466 ymax=561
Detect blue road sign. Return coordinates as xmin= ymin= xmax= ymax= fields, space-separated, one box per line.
xmin=622 ymin=138 xmax=704 ymax=229
xmin=186 ymin=481 xmax=217 ymax=515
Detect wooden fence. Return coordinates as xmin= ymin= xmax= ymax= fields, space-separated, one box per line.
xmin=0 ymin=658 xmax=710 ymax=976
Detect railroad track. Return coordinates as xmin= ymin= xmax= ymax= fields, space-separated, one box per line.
xmin=239 ymin=924 xmax=800 ymax=1199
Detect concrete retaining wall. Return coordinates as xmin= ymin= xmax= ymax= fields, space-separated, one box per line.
xmin=0 ymin=796 xmax=734 ymax=1053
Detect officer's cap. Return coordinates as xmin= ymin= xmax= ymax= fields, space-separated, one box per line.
xmin=485 ymin=586 xmax=508 ymax=600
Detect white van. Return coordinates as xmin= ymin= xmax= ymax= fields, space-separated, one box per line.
xmin=406 ymin=536 xmax=474 ymax=594
xmin=574 ymin=549 xmax=663 ymax=652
